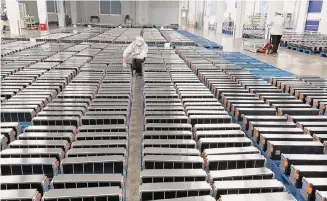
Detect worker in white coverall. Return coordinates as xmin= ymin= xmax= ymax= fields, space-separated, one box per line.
xmin=122 ymin=36 xmax=148 ymax=76
xmin=267 ymin=10 xmax=285 ymax=55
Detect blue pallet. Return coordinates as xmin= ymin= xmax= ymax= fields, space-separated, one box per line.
xmin=291 ymin=46 xmax=298 ymax=51
xmin=260 ymin=69 xmax=287 ymax=72
xmin=255 ymin=70 xmax=293 ymax=74
xmin=320 ymin=52 xmax=327 ymax=57
xmin=248 ymin=61 xmax=266 ymax=64
xmin=222 ymin=30 xmax=233 ymax=35
xmin=219 ymin=51 xmax=296 ymax=80
xmin=232 ymin=62 xmax=251 ymax=65
xmin=242 ymin=65 xmax=272 ymax=69
xmin=227 ymin=58 xmax=256 ymax=61
xmin=240 ymin=65 xmax=274 ymax=68
xmin=19 ymin=122 xmax=32 ymax=133
xmin=296 ymin=48 xmax=320 ymax=54
xmin=287 ymin=46 xmax=297 ymax=51
xmin=229 ymin=60 xmax=257 ymax=63
xmin=243 ymin=68 xmax=261 ymax=71
xmin=176 ymin=30 xmax=223 ymax=49
xmin=205 ymin=46 xmax=223 ymax=50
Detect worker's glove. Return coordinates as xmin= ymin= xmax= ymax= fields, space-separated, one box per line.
xmin=123 ymin=63 xmax=127 ymax=68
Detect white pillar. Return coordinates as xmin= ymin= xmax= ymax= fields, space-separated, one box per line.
xmin=57 ymin=0 xmax=65 ymax=27
xmin=318 ymin=0 xmax=327 ymax=34
xmin=203 ymin=0 xmax=210 ymax=30
xmin=195 ymin=0 xmax=204 ymax=28
xmin=70 ymin=1 xmax=77 ymax=25
xmin=37 ymin=0 xmax=48 ymax=31
xmin=188 ymin=0 xmax=196 ymax=27
xmin=136 ymin=1 xmax=149 ymax=24
xmin=295 ymin=0 xmax=308 ymax=33
xmin=178 ymin=1 xmax=185 ymax=26
xmin=234 ymin=0 xmax=246 ymax=38
xmin=265 ymin=0 xmax=284 ymax=38
xmin=5 ymin=0 xmax=21 ymax=36
xmin=215 ymin=1 xmax=225 ymax=34
xmin=259 ymin=0 xmax=268 ymax=29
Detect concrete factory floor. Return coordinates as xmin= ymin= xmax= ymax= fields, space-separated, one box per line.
xmin=126 ymin=76 xmax=143 ymax=201
xmin=184 ymin=28 xmax=327 ymax=78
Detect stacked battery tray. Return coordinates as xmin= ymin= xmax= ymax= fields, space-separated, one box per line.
xmin=176 ymin=46 xmax=327 ymax=201
xmin=115 ymin=28 xmax=166 ymax=45
xmin=175 ymin=46 xmax=293 ymax=201
xmin=1 ymin=31 xmax=326 ymax=201
xmin=140 ymin=46 xmax=212 ymax=201
xmin=1 ymin=43 xmax=130 ymax=201
xmin=270 ymin=77 xmax=327 ymax=201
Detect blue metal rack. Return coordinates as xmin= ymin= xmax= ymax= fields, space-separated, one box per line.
xmin=19 ymin=122 xmax=32 ymax=133
xmin=216 ymin=51 xmax=296 ymax=81
xmin=320 ymin=52 xmax=327 ymax=57
xmin=176 ymin=30 xmax=223 ymax=50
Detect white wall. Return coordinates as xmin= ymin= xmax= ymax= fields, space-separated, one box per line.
xmin=149 ymin=1 xmax=179 ymax=25
xmin=225 ymin=0 xmax=237 ymax=20
xmin=318 ymin=0 xmax=327 ymax=34
xmin=195 ymin=0 xmax=204 ymax=27
xmin=77 ymin=1 xmax=134 ymax=24
xmin=65 ymin=1 xmax=71 ymax=17
xmin=17 ymin=0 xmax=181 ymax=25
xmin=18 ymin=0 xmax=133 ymax=24
xmin=19 ymin=0 xmax=58 ymax=23
xmin=71 ymin=0 xmax=178 ymax=25
xmin=188 ymin=0 xmax=196 ymax=27
xmin=136 ymin=1 xmax=149 ymax=24
xmin=178 ymin=0 xmax=188 ymax=26
xmin=18 ymin=1 xmax=38 ymax=21
xmin=295 ymin=0 xmax=308 ymax=33
xmin=78 ymin=0 xmax=179 ymax=25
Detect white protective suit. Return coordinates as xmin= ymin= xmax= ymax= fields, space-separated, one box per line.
xmin=269 ymin=14 xmax=285 ymax=35
xmin=123 ymin=36 xmax=148 ymax=63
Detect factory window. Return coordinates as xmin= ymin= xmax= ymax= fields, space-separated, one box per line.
xmin=100 ymin=0 xmax=121 ymax=15
xmin=47 ymin=0 xmax=57 ymax=13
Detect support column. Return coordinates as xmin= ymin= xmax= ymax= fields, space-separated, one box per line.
xmin=318 ymin=0 xmax=327 ymax=34
xmin=265 ymin=0 xmax=284 ymax=38
xmin=37 ymin=0 xmax=48 ymax=31
xmin=5 ymin=0 xmax=21 ymax=36
xmin=234 ymin=0 xmax=246 ymax=38
xmin=195 ymin=0 xmax=204 ymax=28
xmin=259 ymin=0 xmax=268 ymax=29
xmin=178 ymin=0 xmax=188 ymax=28
xmin=203 ymin=0 xmax=210 ymax=30
xmin=70 ymin=1 xmax=77 ymax=25
xmin=57 ymin=0 xmax=65 ymax=28
xmin=136 ymin=1 xmax=149 ymax=24
xmin=215 ymin=0 xmax=225 ymax=34
xmin=295 ymin=0 xmax=308 ymax=33
xmin=188 ymin=0 xmax=196 ymax=28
